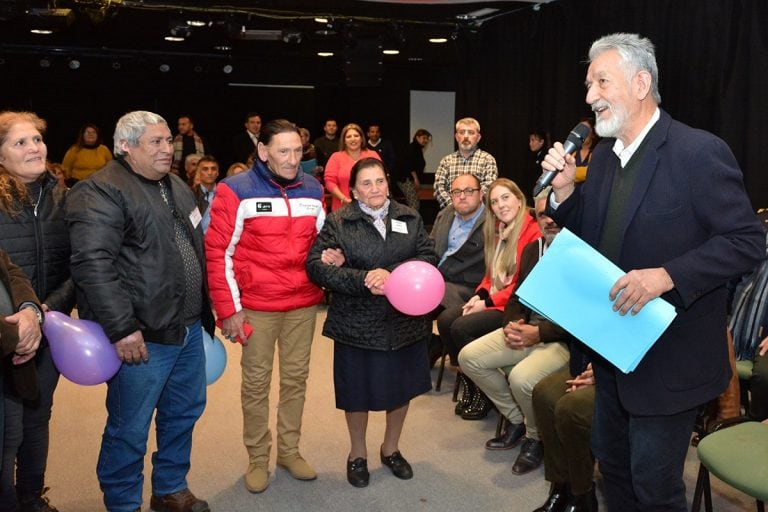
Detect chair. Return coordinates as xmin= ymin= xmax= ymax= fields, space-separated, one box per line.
xmin=691 ymin=419 xmax=768 ymax=512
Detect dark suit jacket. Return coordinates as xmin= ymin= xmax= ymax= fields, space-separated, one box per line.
xmin=550 ymin=109 xmax=765 ymax=415
xmin=1 ymin=250 xmax=41 ymax=400
xmin=430 ymin=205 xmax=485 ymax=291
xmin=231 ymin=131 xmax=257 ymax=166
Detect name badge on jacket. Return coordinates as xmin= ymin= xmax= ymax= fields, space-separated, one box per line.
xmin=391 ymin=219 xmax=408 ymax=234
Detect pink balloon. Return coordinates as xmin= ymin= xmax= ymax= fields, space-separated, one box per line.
xmin=384 ymin=261 xmax=445 ymax=316
xmin=42 ymin=311 xmax=122 ymax=386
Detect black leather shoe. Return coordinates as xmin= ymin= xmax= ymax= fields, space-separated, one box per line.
xmin=533 ymin=482 xmax=570 ymax=512
xmin=485 ymin=422 xmax=526 ymax=450
xmin=454 ymin=375 xmax=475 ymax=415
xmin=461 ymin=388 xmax=492 ymax=420
xmin=563 ymin=485 xmax=598 ymax=512
xmin=347 ymin=457 xmax=369 ymax=488
xmin=512 ymin=438 xmax=544 ymax=475
xmin=380 ymin=450 xmax=413 ymax=480
xmin=18 ymin=487 xmax=59 ymax=512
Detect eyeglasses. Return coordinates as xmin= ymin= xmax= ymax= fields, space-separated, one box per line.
xmin=450 ymin=187 xmax=480 ymax=198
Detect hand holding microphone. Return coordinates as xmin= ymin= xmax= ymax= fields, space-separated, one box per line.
xmin=533 ymin=122 xmax=591 ymax=197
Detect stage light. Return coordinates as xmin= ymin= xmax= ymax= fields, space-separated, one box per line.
xmin=159 ymin=63 xmax=170 ymax=73
xmin=39 ymin=58 xmax=51 ymax=68
xmin=68 ymin=59 xmax=80 ymax=70
xmin=222 ymin=64 xmax=233 ymax=74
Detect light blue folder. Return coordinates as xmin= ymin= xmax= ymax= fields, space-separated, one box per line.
xmin=515 ymin=228 xmax=677 ymax=373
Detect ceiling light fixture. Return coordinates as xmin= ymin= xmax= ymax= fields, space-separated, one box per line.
xmin=30 ymin=29 xmax=53 ymax=35
xmin=429 ymin=38 xmax=448 ymax=44
xmin=382 ymin=49 xmax=399 ymax=55
xmin=158 ymin=64 xmax=170 ymax=73
xmin=314 ymin=17 xmax=328 ymax=24
xmin=222 ymin=64 xmax=233 ymax=74
xmin=186 ymin=20 xmax=206 ymax=27
xmin=39 ymin=58 xmax=51 ymax=68
xmin=165 ymin=36 xmax=185 ymax=42
xmin=68 ymin=59 xmax=81 ymax=70
xmin=317 ymin=52 xmax=334 ymax=57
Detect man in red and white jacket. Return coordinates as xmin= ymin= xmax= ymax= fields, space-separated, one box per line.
xmin=205 ymin=119 xmax=325 ymax=494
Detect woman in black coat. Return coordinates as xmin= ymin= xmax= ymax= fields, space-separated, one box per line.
xmin=0 ymin=111 xmax=74 ymax=512
xmin=306 ymin=157 xmax=437 ymax=489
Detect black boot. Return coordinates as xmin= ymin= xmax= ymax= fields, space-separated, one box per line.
xmin=17 ymin=487 xmax=59 ymax=512
xmin=533 ymin=482 xmax=570 ymax=512
xmin=564 ymin=484 xmax=598 ymax=512
xmin=454 ymin=374 xmax=476 ymax=415
xmin=461 ymin=387 xmax=492 ymax=420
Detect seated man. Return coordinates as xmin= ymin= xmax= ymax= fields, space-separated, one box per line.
xmin=427 ymin=173 xmax=486 ymax=365
xmin=430 ymin=173 xmax=486 ymax=310
xmin=531 ymin=349 xmax=597 ymax=512
xmin=458 ymin=193 xmax=569 ymax=474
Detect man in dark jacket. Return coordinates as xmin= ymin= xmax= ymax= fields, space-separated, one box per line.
xmin=544 ymin=34 xmax=765 ymax=511
xmin=429 ymin=173 xmax=486 ymax=310
xmin=66 ymin=111 xmax=214 ymax=512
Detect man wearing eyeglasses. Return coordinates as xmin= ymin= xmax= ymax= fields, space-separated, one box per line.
xmin=430 ymin=174 xmax=486 ymax=310
xmin=433 ymin=117 xmax=498 ymax=209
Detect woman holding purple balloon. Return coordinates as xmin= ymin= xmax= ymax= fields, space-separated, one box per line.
xmin=306 ymin=157 xmax=438 ymax=489
xmin=0 ymin=111 xmax=74 ymax=512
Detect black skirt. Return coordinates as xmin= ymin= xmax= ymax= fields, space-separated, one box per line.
xmin=333 ymin=340 xmax=432 ymax=412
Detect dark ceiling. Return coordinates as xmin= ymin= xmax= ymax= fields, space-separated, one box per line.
xmin=0 ymin=0 xmax=544 ymax=86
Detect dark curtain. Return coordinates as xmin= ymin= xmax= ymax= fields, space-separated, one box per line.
xmin=457 ymin=0 xmax=768 ymax=208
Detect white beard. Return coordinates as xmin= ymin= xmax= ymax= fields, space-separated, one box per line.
xmin=593 ymin=102 xmax=627 ymax=139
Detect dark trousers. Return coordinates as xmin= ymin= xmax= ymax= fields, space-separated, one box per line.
xmin=436 ymin=306 xmax=503 ymax=362
xmin=591 ymin=364 xmax=698 ymax=512
xmin=0 ymin=345 xmax=60 ymax=509
xmin=532 ymin=369 xmax=596 ymax=496
xmin=750 ymin=350 xmax=768 ymax=421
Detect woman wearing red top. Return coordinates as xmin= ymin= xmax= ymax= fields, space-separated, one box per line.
xmin=324 ymin=123 xmax=380 ymax=211
xmin=436 ymin=178 xmax=541 ymax=419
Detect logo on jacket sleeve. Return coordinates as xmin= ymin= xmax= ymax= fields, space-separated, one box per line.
xmin=256 ymin=202 xmax=273 ymax=212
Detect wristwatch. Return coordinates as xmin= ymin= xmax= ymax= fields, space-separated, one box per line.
xmin=19 ymin=302 xmax=44 ymax=326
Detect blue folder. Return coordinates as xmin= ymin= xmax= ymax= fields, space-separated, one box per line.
xmin=515 ymin=228 xmax=677 ymax=373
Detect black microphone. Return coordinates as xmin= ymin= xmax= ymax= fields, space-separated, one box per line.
xmin=532 ymin=122 xmax=591 ymax=197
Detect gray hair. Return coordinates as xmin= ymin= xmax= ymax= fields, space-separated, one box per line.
xmin=113 ymin=111 xmax=168 ymax=156
xmin=589 ymin=33 xmax=662 ymax=105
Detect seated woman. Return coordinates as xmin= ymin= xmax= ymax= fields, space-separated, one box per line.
xmin=437 ymin=178 xmax=541 ymax=420
xmin=458 ymin=195 xmax=569 ymax=475
xmin=306 ymin=157 xmax=437 ymax=488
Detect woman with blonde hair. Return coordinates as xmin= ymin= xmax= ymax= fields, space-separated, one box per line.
xmin=323 ymin=123 xmax=380 ymax=211
xmin=436 ymin=178 xmax=541 ymax=419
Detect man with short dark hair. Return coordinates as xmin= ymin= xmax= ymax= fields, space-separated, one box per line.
xmin=66 ymin=110 xmax=214 ymax=512
xmin=231 ymin=112 xmax=262 ymax=165
xmin=430 ymin=173 xmax=486 ymax=309
xmin=366 ymin=124 xmax=397 ymax=175
xmin=193 ymin=155 xmax=220 ymax=234
xmin=171 ymin=115 xmax=208 ymax=183
xmin=313 ymin=119 xmax=339 ymax=169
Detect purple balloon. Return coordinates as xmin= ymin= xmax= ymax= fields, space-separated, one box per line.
xmin=43 ymin=311 xmax=122 ymax=386
xmin=384 ymin=261 xmax=445 ymax=316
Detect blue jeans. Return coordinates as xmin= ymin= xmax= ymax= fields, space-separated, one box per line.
xmin=0 ymin=344 xmax=60 ymax=510
xmin=97 ymin=321 xmax=206 ymax=512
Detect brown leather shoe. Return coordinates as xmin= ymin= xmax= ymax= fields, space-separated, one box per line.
xmin=149 ymin=488 xmax=210 ymax=512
